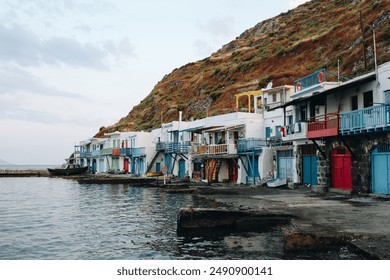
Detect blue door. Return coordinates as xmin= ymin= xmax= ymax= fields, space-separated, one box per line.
xmin=92 ymin=160 xmax=97 ymax=173
xmin=178 ymin=159 xmax=186 ymax=178
xmin=277 ymin=150 xmax=293 ymax=182
xmin=139 ymin=158 xmax=145 ymax=175
xmin=372 ymin=146 xmax=390 ymax=194
xmin=303 ymin=155 xmax=317 ymax=186
xmin=156 ymin=162 xmax=161 ymax=173
xmin=165 ymin=154 xmax=172 ymax=174
xmin=247 ymin=155 xmax=259 ymax=183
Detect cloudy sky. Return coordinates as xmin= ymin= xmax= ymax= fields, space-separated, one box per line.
xmin=0 ymin=0 xmax=310 ymax=165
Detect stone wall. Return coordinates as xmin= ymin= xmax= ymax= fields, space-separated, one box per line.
xmin=317 ymin=132 xmax=390 ymax=194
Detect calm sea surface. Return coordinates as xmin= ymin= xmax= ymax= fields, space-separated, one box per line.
xmin=0 ymin=177 xmax=257 ymax=260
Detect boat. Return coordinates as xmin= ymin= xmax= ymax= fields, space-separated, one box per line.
xmin=266 ymin=178 xmax=287 ymax=188
xmin=146 ymin=171 xmax=163 ymax=177
xmin=48 ymin=163 xmax=88 ymax=176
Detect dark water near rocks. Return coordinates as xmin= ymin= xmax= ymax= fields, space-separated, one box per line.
xmin=0 ymin=177 xmax=256 ymax=260
xmin=0 ymin=177 xmax=371 ymax=260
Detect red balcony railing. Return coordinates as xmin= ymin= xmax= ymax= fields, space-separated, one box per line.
xmin=307 ymin=113 xmax=339 ymax=139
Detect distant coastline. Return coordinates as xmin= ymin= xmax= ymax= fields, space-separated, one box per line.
xmin=0 ymin=165 xmax=59 ymax=170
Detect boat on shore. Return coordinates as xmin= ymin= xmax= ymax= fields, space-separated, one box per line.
xmin=48 ymin=163 xmax=88 ymax=176
xmin=266 ymin=178 xmax=287 ymax=188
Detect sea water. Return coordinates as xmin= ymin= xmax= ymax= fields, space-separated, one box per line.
xmin=0 ymin=177 xmax=252 ymax=260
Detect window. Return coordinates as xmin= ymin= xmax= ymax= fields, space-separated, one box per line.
xmin=351 ymin=95 xmax=358 ymax=110
xmin=288 ymin=115 xmax=293 ymax=125
xmin=272 ymin=93 xmax=277 ymax=102
xmin=363 ymin=91 xmax=373 ymax=108
xmin=385 ymin=90 xmax=390 ymax=104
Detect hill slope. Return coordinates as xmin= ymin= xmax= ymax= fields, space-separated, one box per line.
xmin=96 ymin=0 xmax=390 ymax=136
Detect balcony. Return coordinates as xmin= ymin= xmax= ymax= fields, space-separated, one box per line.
xmin=281 ymin=122 xmax=308 ymax=141
xmin=238 ymin=138 xmax=267 ymax=153
xmin=166 ymin=142 xmax=191 ymax=154
xmin=101 ymin=148 xmax=112 ymax=156
xmin=80 ymin=151 xmax=91 ymax=158
xmin=307 ymin=113 xmax=339 ymax=139
xmin=340 ymin=104 xmax=390 ymax=135
xmin=112 ymin=148 xmax=121 ymax=156
xmin=120 ymin=148 xmax=146 ymax=157
xmin=191 ymin=143 xmax=237 ymax=156
xmin=91 ymin=150 xmax=101 ymax=157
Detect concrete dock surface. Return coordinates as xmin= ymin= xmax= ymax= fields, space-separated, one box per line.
xmin=193 ymin=184 xmax=390 ymax=259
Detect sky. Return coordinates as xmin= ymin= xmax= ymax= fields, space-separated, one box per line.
xmin=0 ymin=0 xmax=310 ymax=165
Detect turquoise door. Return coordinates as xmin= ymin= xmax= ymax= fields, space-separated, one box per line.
xmin=178 ymin=159 xmax=186 ymax=178
xmin=156 ymin=162 xmax=161 ymax=173
xmin=303 ymin=155 xmax=317 ymax=185
xmin=165 ymin=154 xmax=172 ymax=174
xmin=372 ymin=147 xmax=390 ymax=194
xmin=139 ymin=158 xmax=145 ymax=175
xmin=92 ymin=160 xmax=97 ymax=173
xmin=277 ymin=150 xmax=293 ymax=182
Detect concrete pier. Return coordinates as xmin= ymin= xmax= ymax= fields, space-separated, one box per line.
xmin=0 ymin=169 xmax=49 ymax=177
xmin=177 ymin=208 xmax=294 ymax=236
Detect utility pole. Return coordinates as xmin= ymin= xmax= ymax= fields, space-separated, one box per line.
xmin=359 ymin=11 xmax=367 ymax=71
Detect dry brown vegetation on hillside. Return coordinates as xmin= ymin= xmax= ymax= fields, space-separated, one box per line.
xmin=96 ymin=0 xmax=390 ymax=137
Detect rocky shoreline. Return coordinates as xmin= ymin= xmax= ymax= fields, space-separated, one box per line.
xmin=0 ymin=169 xmax=50 ymax=177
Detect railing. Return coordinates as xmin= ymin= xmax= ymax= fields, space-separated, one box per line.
xmin=307 ymin=113 xmax=339 ymax=138
xmin=237 ymin=138 xmax=267 ymax=153
xmin=120 ymin=148 xmax=146 ymax=157
xmin=101 ymin=148 xmax=113 ymax=156
xmin=294 ymin=69 xmax=326 ymax=93
xmin=192 ymin=143 xmax=235 ymax=155
xmin=112 ymin=148 xmax=121 ymax=156
xmin=166 ymin=141 xmax=191 ymax=154
xmin=91 ymin=150 xmax=101 ymax=157
xmin=156 ymin=142 xmax=166 ymax=151
xmin=80 ymin=151 xmax=91 ymax=158
xmin=281 ymin=122 xmax=308 ymax=141
xmin=340 ymin=104 xmax=390 ymax=135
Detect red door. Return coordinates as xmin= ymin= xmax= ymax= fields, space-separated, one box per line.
xmin=124 ymin=158 xmax=129 ymax=173
xmin=332 ymin=147 xmax=352 ymax=190
xmin=228 ymin=160 xmax=238 ymax=182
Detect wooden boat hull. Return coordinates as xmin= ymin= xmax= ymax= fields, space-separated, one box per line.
xmin=48 ymin=166 xmax=88 ymax=176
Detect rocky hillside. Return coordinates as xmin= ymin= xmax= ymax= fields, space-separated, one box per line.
xmin=96 ymin=0 xmax=390 ymax=136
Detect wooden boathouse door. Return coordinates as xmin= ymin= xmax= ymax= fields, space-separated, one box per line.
xmin=372 ymin=145 xmax=390 ymax=194
xmin=302 ymin=145 xmax=317 ymax=186
xmin=332 ymin=147 xmax=352 ymax=190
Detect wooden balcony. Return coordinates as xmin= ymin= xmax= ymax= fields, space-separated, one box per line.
xmin=191 ymin=143 xmax=236 ymax=156
xmin=307 ymin=113 xmax=339 ymax=139
xmin=340 ymin=104 xmax=390 ymax=135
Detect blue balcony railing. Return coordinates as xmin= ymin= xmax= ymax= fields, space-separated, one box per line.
xmin=294 ymin=68 xmax=326 ymax=93
xmin=120 ymin=148 xmax=146 ymax=157
xmin=340 ymin=104 xmax=390 ymax=135
xmin=237 ymin=138 xmax=267 ymax=153
xmin=166 ymin=141 xmax=191 ymax=154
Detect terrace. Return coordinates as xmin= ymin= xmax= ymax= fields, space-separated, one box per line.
xmin=340 ymin=104 xmax=390 ymax=135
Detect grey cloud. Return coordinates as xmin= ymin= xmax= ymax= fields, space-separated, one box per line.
xmin=0 ymin=107 xmax=94 ymax=126
xmin=0 ymin=24 xmax=135 ymax=69
xmin=0 ymin=66 xmax=86 ymax=99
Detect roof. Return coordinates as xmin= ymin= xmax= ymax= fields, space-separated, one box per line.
xmin=268 ymin=72 xmax=377 ymax=111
